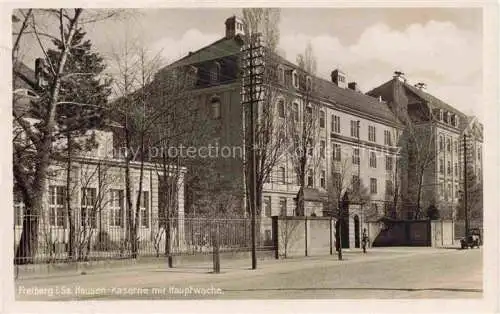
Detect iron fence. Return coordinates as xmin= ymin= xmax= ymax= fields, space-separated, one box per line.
xmin=13 ymin=215 xmax=273 ymax=265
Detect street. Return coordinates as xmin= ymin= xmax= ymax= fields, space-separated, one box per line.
xmin=15 ymin=247 xmax=482 ymax=300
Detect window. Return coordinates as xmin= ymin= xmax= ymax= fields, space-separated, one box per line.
xmin=264 ymin=196 xmax=271 ymax=217
xmin=305 ymin=105 xmax=313 ymax=119
xmin=369 ymin=152 xmax=377 ymax=168
xmin=307 ymin=138 xmax=313 ymax=156
xmin=455 ymin=185 xmax=459 ymax=198
xmin=370 ymin=178 xmax=377 ymax=194
xmin=350 ymin=120 xmax=359 ymax=138
xmin=447 ymin=161 xmax=452 ymax=175
xmin=352 ymin=148 xmax=360 ymax=165
xmin=439 ymin=182 xmax=444 ymax=198
xmin=14 ymin=196 xmax=24 ymax=226
xmin=49 ymin=186 xmax=67 ymax=228
xmin=332 ymin=143 xmax=341 ymax=161
xmin=454 ymin=163 xmax=458 ymax=176
xmin=265 ymin=171 xmax=271 ymax=183
xmin=332 ymin=172 xmax=341 ymax=191
xmin=352 ymin=175 xmax=359 ymax=192
xmin=278 ymin=66 xmax=285 ymax=84
xmin=278 ymin=99 xmax=285 ymax=118
xmin=331 ymin=115 xmax=340 ymax=134
xmin=446 ymin=138 xmax=451 ymax=152
xmin=439 ymin=135 xmax=444 ymax=151
xmin=139 ymin=191 xmax=150 ymax=228
xmin=109 ymin=190 xmax=123 ymax=227
xmin=81 ymin=187 xmax=96 ymax=228
xmin=211 ymin=97 xmax=221 ymax=119
xmin=478 ymin=147 xmax=481 ymax=160
xmin=439 ymin=158 xmax=444 ymax=174
xmin=306 ymin=76 xmax=312 ymax=91
xmin=439 ymin=110 xmax=444 ymax=121
xmin=320 ymin=140 xmax=326 ymax=159
xmin=454 ymin=141 xmax=458 ymax=154
xmin=278 ymin=167 xmax=286 ymax=184
xmin=368 ymin=125 xmax=376 ymax=142
xmin=386 ymin=180 xmax=394 ymax=195
xmin=279 ymin=197 xmax=287 ymax=216
xmin=292 ymin=70 xmax=299 ymax=88
xmin=319 ymin=111 xmax=325 ymax=128
xmin=307 ymin=169 xmax=314 ymax=187
xmin=384 ymin=130 xmax=392 ymax=146
xmin=292 ymin=102 xmax=299 ymax=121
xmin=320 ymin=170 xmax=326 ymax=188
xmin=448 ymin=183 xmax=452 ymax=198
xmin=210 ymin=62 xmax=220 ymax=83
xmin=385 ymin=155 xmax=393 ymax=171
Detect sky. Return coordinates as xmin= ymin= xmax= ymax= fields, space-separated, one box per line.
xmin=15 ymin=8 xmax=483 ymax=120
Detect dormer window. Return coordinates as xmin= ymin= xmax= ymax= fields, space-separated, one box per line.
xmin=455 ymin=116 xmax=460 ymax=128
xmin=210 ymin=62 xmax=221 ymax=84
xmin=292 ymin=70 xmax=299 ymax=89
xmin=189 ymin=65 xmax=198 ymax=86
xmin=439 ymin=110 xmax=444 ymax=121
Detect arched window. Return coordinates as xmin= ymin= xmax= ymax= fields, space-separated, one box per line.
xmin=278 ymin=65 xmax=285 ymax=84
xmin=277 ymin=98 xmax=285 ymax=118
xmin=306 ymin=76 xmax=312 ymax=91
xmin=210 ymin=96 xmax=221 ymax=119
xmin=292 ymin=70 xmax=299 ymax=89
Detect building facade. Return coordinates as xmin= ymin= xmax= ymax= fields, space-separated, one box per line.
xmin=157 ymin=16 xmax=403 ymax=246
xmin=368 ymin=74 xmax=483 ymax=219
xmin=13 ymin=62 xmax=186 ymax=259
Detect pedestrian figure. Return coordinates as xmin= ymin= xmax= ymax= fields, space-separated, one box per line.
xmin=362 ymin=228 xmax=369 ymax=253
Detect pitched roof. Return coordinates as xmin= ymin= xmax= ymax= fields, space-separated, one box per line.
xmin=367 ymin=77 xmax=467 ymax=120
xmin=167 ymin=37 xmax=242 ymax=69
xmin=161 ymin=36 xmax=400 ymax=125
xmin=312 ymin=76 xmax=400 ymax=125
xmin=402 ymin=82 xmax=466 ymax=118
xmin=303 ymin=187 xmax=328 ymax=202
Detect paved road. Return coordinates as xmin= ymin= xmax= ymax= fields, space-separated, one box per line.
xmin=15 ymin=247 xmax=482 ymax=300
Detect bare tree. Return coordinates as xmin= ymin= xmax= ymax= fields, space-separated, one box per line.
xmin=399 ymin=120 xmax=436 ymax=219
xmin=286 ymin=42 xmax=323 ymax=216
xmin=242 ymin=8 xmax=287 ymax=218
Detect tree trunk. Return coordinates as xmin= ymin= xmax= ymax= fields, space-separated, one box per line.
xmin=65 ymin=132 xmax=76 ymax=261
xmin=14 ymin=9 xmax=83 ymax=264
xmin=415 ymin=167 xmax=424 ymax=219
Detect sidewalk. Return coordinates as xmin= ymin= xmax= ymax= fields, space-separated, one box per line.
xmin=15 ymin=246 xmax=449 ymax=282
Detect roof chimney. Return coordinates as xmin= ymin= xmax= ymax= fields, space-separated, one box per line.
xmin=348 ymin=82 xmax=359 ymax=91
xmin=331 ymin=69 xmax=347 ymax=89
xmin=415 ymin=82 xmax=427 ymax=90
xmin=393 ymin=70 xmax=406 ymax=83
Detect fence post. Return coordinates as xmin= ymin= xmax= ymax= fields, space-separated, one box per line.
xmin=212 ymin=221 xmax=220 ymax=274
xmin=272 ymin=216 xmax=279 ymax=259
xmin=329 ymin=217 xmax=333 ymax=255
xmin=304 ymin=217 xmax=308 ymax=257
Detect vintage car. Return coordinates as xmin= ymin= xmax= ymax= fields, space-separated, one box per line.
xmin=460 ymin=228 xmax=482 ymax=249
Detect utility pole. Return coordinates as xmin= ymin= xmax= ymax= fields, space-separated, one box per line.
xmin=242 ymin=32 xmax=264 ymax=270
xmin=357 ymin=120 xmax=362 ymax=230
xmin=463 ymin=133 xmax=469 ymax=239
